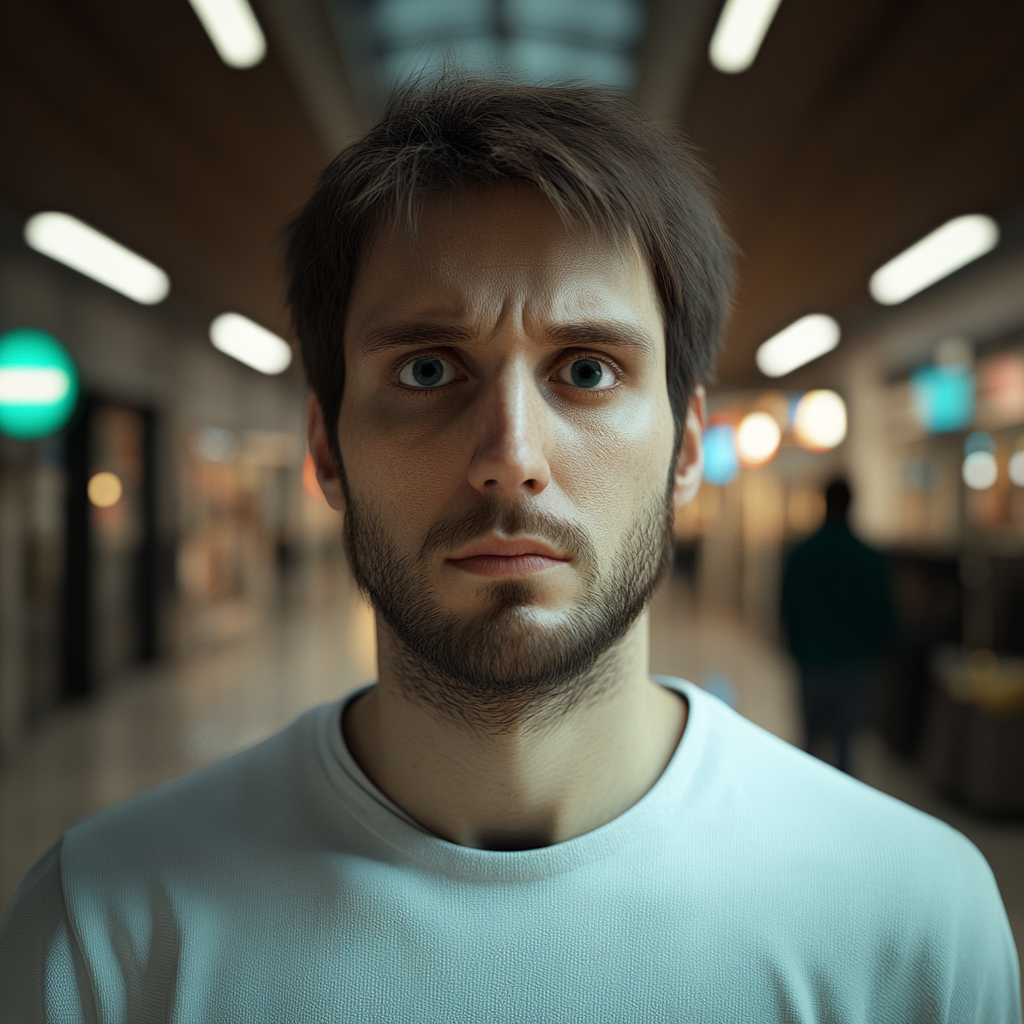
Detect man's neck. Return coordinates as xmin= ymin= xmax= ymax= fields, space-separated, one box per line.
xmin=342 ymin=614 xmax=687 ymax=850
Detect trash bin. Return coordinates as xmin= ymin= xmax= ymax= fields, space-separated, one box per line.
xmin=920 ymin=647 xmax=1024 ymax=816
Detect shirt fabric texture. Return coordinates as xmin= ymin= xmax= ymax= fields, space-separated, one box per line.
xmin=1 ymin=677 xmax=1019 ymax=1023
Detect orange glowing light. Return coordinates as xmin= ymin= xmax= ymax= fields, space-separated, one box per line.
xmin=793 ymin=390 xmax=847 ymax=451
xmin=736 ymin=411 xmax=782 ymax=467
xmin=88 ymin=470 xmax=122 ymax=508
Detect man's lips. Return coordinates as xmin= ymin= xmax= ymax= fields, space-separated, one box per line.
xmin=445 ymin=536 xmax=570 ymax=577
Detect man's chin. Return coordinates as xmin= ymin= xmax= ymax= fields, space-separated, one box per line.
xmin=446 ymin=577 xmax=578 ymax=620
xmin=346 ymin=486 xmax=673 ymax=714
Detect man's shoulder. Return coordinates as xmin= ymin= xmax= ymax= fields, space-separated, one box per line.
xmin=687 ymin=685 xmax=986 ymax=886
xmin=683 ymin=686 xmax=1016 ymax=993
xmin=61 ymin=701 xmax=334 ymax=875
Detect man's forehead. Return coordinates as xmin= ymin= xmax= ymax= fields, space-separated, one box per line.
xmin=369 ymin=189 xmax=620 ymax=270
xmin=349 ymin=187 xmax=662 ymax=343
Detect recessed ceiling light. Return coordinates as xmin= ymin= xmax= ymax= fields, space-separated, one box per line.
xmin=24 ymin=212 xmax=170 ymax=305
xmin=755 ymin=314 xmax=840 ymax=378
xmin=187 ymin=0 xmax=266 ymax=69
xmin=869 ymin=214 xmax=999 ymax=306
xmin=708 ymin=0 xmax=784 ymax=74
xmin=210 ymin=313 xmax=292 ymax=375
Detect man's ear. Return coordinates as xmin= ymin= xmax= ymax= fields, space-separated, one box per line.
xmin=307 ymin=395 xmax=346 ymax=513
xmin=672 ymin=385 xmax=705 ymax=510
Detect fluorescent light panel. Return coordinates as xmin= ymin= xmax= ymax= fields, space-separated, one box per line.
xmin=756 ymin=313 xmax=840 ymax=378
xmin=709 ymin=0 xmax=784 ymax=73
xmin=870 ymin=214 xmax=999 ymax=305
xmin=210 ymin=313 xmax=292 ymax=375
xmin=187 ymin=0 xmax=266 ymax=69
xmin=24 ymin=212 xmax=170 ymax=305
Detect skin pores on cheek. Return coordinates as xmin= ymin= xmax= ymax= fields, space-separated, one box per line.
xmin=338 ymin=187 xmax=676 ymax=614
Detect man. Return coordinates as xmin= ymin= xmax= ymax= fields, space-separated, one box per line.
xmin=2 ymin=77 xmax=1019 ymax=1022
xmin=781 ymin=478 xmax=897 ymax=774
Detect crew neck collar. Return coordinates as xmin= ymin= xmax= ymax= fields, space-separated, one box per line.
xmin=313 ymin=676 xmax=710 ymax=882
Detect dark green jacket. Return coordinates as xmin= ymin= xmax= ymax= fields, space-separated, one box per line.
xmin=781 ymin=521 xmax=897 ymax=668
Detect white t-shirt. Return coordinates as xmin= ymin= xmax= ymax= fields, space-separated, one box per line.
xmin=2 ymin=678 xmax=1019 ymax=1023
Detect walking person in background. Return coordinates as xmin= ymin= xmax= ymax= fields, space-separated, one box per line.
xmin=781 ymin=478 xmax=897 ymax=773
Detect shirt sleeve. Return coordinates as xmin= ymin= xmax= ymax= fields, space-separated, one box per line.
xmin=944 ymin=833 xmax=1022 ymax=1024
xmin=0 ymin=839 xmax=98 ymax=1024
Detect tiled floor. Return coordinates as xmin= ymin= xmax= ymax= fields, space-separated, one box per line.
xmin=2 ymin=565 xmax=1022 ymax=982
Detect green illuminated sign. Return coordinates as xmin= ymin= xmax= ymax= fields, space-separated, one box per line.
xmin=0 ymin=328 xmax=80 ymax=440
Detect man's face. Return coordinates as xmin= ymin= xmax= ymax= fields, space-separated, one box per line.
xmin=333 ymin=186 xmax=682 ymax=712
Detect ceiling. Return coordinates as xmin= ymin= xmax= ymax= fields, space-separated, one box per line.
xmin=680 ymin=0 xmax=1024 ymax=383
xmin=1 ymin=0 xmax=1022 ymax=385
xmin=0 ymin=0 xmax=327 ymax=338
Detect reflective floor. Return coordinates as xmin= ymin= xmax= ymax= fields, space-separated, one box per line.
xmin=2 ymin=564 xmax=1021 ymax=978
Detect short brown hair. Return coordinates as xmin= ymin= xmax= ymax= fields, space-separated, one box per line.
xmin=286 ymin=75 xmax=733 ymax=462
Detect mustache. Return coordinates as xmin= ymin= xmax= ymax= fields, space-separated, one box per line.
xmin=418 ymin=500 xmax=597 ymax=567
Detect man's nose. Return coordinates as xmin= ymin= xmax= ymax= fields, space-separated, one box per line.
xmin=466 ymin=368 xmax=551 ymax=499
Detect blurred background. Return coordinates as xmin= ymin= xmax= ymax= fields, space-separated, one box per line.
xmin=1 ymin=0 xmax=1022 ymax=960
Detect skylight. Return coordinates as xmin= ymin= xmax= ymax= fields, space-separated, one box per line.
xmin=345 ymin=0 xmax=646 ymax=94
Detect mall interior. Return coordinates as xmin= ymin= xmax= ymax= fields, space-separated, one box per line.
xmin=1 ymin=0 xmax=1022 ymax=966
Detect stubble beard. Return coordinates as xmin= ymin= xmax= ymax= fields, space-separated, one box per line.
xmin=343 ymin=480 xmax=675 ymax=731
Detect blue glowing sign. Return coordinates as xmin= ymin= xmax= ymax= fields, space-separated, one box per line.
xmin=703 ymin=423 xmax=738 ymax=486
xmin=909 ymin=364 xmax=974 ymax=433
xmin=964 ymin=431 xmax=995 ymax=456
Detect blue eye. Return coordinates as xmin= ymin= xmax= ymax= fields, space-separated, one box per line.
xmin=556 ymin=358 xmax=615 ymax=390
xmin=398 ymin=357 xmax=457 ymax=389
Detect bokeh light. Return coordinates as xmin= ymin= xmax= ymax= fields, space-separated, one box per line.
xmin=88 ymin=471 xmax=123 ymax=508
xmin=24 ymin=212 xmax=170 ymax=305
xmin=0 ymin=327 xmax=79 ymax=440
xmin=910 ymin=364 xmax=974 ymax=433
xmin=962 ymin=432 xmax=997 ymax=490
xmin=194 ymin=425 xmax=239 ymax=463
xmin=792 ymin=390 xmax=847 ymax=451
xmin=965 ymin=431 xmax=996 ymax=456
xmin=962 ymin=452 xmax=997 ymax=490
xmin=1008 ymin=450 xmax=1024 ymax=487
xmin=187 ymin=0 xmax=266 ymax=69
xmin=736 ymin=411 xmax=781 ymax=466
xmin=869 ymin=214 xmax=999 ymax=305
xmin=755 ymin=314 xmax=840 ymax=378
xmin=210 ymin=313 xmax=292 ymax=375
xmin=703 ymin=423 xmax=738 ymax=485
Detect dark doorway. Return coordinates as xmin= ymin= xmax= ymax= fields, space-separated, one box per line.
xmin=62 ymin=398 xmax=159 ymax=700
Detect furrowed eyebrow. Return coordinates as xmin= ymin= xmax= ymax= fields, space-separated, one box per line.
xmin=356 ymin=319 xmax=655 ymax=357
xmin=545 ymin=322 xmax=656 ymax=356
xmin=357 ymin=322 xmax=474 ymax=357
